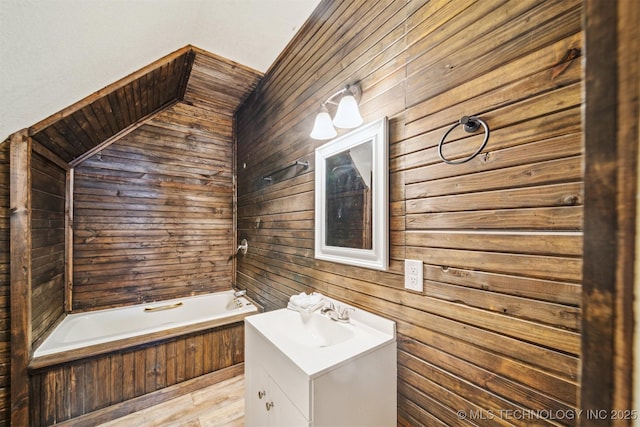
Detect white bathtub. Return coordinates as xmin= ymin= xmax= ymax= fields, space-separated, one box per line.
xmin=33 ymin=290 xmax=257 ymax=358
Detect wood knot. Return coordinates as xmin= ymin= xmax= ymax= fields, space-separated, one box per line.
xmin=563 ymin=195 xmax=581 ymax=205
xmin=551 ymin=47 xmax=581 ymax=80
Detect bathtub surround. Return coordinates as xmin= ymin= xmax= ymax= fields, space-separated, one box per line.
xmin=4 ymin=46 xmax=262 ymax=425
xmin=28 ymin=293 xmax=256 ymax=425
xmin=29 ymin=322 xmax=246 ymax=425
xmin=71 ymin=102 xmax=236 ymax=310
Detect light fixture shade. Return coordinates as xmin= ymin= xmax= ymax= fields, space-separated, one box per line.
xmin=310 ymin=109 xmax=337 ymax=140
xmin=332 ymin=94 xmax=363 ymax=129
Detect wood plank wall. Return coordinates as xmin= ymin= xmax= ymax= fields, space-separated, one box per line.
xmin=72 ymin=102 xmax=236 ymax=310
xmin=581 ymin=0 xmax=639 ymax=421
xmin=10 ymin=130 xmax=34 ymax=426
xmin=235 ymin=0 xmax=583 ymax=425
xmin=31 ymin=153 xmax=66 ymax=344
xmin=2 ymin=47 xmax=261 ymax=426
xmin=28 ymin=322 xmax=244 ymax=426
xmin=0 ymin=142 xmax=11 ymax=426
xmin=29 ymin=49 xmax=194 ymax=165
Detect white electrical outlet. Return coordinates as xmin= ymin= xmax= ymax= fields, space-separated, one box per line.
xmin=404 ymin=259 xmax=423 ymax=292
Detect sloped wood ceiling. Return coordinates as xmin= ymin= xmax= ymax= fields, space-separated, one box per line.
xmin=183 ymin=50 xmax=265 ymax=114
xmin=26 ymin=45 xmax=262 ymax=164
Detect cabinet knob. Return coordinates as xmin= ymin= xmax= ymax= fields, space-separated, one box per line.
xmin=258 ymin=390 xmax=266 ymax=399
xmin=266 ymin=401 xmax=274 ymax=411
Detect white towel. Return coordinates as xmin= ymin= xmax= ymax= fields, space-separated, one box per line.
xmin=288 ymin=292 xmax=324 ymax=311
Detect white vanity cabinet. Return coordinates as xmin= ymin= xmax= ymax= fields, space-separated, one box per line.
xmin=244 ymin=303 xmax=397 ymax=427
xmin=245 ymin=356 xmax=308 ymax=426
xmin=245 ymin=329 xmax=310 ymax=426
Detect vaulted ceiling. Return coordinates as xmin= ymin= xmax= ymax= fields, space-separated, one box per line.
xmin=29 ymin=46 xmax=263 ymax=165
xmin=0 ymin=0 xmax=321 ymax=140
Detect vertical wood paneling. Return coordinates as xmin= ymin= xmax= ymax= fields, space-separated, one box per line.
xmin=236 ymin=0 xmax=583 ymax=425
xmin=121 ymin=352 xmax=135 ymax=402
xmin=582 ymin=0 xmax=618 ymax=414
xmin=29 ymin=48 xmax=195 ymax=164
xmin=612 ymin=0 xmax=638 ymax=413
xmin=0 ymin=141 xmax=11 ymax=426
xmin=581 ymin=0 xmax=639 ymax=423
xmin=10 ymin=130 xmax=32 ymax=427
xmin=28 ymin=323 xmax=244 ymax=426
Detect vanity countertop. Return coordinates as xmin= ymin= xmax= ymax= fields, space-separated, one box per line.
xmin=245 ymin=298 xmax=395 ymax=378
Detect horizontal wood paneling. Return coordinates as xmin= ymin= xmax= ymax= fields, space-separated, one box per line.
xmin=72 ymin=103 xmax=235 ymax=310
xmin=236 ymin=0 xmax=583 ymax=425
xmin=30 ymin=153 xmax=66 ymax=345
xmin=29 ymin=322 xmax=244 ymax=426
xmin=182 ymin=47 xmax=262 ymax=116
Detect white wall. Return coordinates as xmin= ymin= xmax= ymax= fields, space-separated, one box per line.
xmin=0 ymin=0 xmax=320 ymax=141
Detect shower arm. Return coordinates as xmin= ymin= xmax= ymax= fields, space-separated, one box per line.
xmin=236 ymin=239 xmax=248 ymax=255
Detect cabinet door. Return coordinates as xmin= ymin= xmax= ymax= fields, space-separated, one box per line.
xmin=245 ymin=363 xmax=270 ymax=426
xmin=246 ymin=365 xmax=308 ymax=426
xmin=268 ymin=378 xmax=309 ymax=427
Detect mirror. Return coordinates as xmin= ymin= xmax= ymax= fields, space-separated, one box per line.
xmin=315 ymin=117 xmax=388 ymax=270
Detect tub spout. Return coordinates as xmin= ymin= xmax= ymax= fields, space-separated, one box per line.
xmin=227 ymin=298 xmax=243 ymax=310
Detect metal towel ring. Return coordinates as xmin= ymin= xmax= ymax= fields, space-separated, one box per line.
xmin=438 ymin=116 xmax=490 ymax=165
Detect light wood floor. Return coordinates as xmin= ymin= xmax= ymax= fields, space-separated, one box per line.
xmin=99 ymin=374 xmax=245 ymax=427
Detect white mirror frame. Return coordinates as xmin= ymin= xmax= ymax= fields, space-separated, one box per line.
xmin=315 ymin=117 xmax=389 ymax=270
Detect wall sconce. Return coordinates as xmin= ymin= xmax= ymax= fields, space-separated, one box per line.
xmin=310 ymin=84 xmax=363 ymax=140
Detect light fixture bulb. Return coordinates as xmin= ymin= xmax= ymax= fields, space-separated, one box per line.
xmin=332 ymin=93 xmax=363 ymax=129
xmin=310 ymin=107 xmax=337 ymax=140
